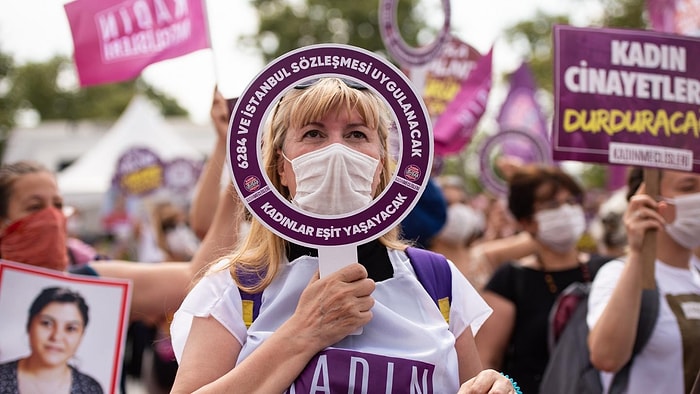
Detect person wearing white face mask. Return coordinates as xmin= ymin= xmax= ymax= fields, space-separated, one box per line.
xmin=281 ymin=143 xmax=380 ymax=215
xmin=475 ymin=164 xmax=612 ymax=394
xmin=169 ymin=78 xmax=517 ymax=394
xmin=587 ymin=168 xmax=700 ymax=394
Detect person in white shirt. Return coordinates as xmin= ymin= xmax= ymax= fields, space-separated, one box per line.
xmin=588 ymin=168 xmax=700 ymax=393
xmin=169 ymin=77 xmax=517 ymax=393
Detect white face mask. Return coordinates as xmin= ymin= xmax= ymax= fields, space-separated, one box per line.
xmin=664 ymin=192 xmax=700 ymax=249
xmin=283 ymin=143 xmax=380 ymax=215
xmin=436 ymin=204 xmax=485 ymax=246
xmin=535 ymin=204 xmax=586 ymax=253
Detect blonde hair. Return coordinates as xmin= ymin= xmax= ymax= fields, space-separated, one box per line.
xmin=223 ymin=78 xmax=408 ymax=292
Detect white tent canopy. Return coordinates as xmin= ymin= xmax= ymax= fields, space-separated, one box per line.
xmin=57 ymin=95 xmax=204 ymax=197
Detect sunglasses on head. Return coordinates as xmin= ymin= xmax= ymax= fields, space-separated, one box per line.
xmin=271 ymin=77 xmax=369 ymax=120
xmin=293 ymin=77 xmax=368 ymax=90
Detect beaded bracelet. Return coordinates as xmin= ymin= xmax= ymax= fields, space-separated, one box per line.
xmin=500 ymin=373 xmax=522 ymax=394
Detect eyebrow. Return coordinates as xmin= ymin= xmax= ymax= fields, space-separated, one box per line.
xmin=20 ymin=195 xmax=45 ymax=206
xmin=39 ymin=314 xmax=83 ymax=326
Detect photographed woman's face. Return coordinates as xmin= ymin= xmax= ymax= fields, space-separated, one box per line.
xmin=277 ymin=107 xmax=383 ymax=197
xmin=28 ymin=302 xmax=85 ymax=367
xmin=1 ymin=172 xmax=63 ymax=229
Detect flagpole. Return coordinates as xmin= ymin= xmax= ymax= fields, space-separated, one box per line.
xmin=201 ymin=0 xmax=221 ymax=88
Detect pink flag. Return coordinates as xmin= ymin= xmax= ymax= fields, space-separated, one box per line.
xmin=647 ymin=0 xmax=700 ymax=36
xmin=64 ymin=0 xmax=210 ymax=87
xmin=497 ymin=62 xmax=550 ymax=163
xmin=432 ymin=47 xmax=492 ymax=156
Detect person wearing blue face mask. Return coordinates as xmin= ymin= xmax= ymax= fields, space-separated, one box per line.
xmin=588 ymin=168 xmax=700 ymax=394
xmin=475 ymin=164 xmax=609 ymax=394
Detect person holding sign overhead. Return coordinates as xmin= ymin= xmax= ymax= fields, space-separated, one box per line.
xmin=587 ymin=168 xmax=700 ymax=394
xmin=169 ymin=77 xmax=518 ymax=393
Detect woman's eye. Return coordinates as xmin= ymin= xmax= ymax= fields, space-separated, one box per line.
xmin=302 ymin=129 xmax=322 ymax=139
xmin=348 ymin=130 xmax=368 ymax=140
xmin=27 ymin=204 xmax=43 ymax=212
xmin=66 ymin=324 xmax=81 ymax=333
xmin=39 ymin=318 xmax=53 ymax=328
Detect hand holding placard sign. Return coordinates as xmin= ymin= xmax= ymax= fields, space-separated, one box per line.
xmin=171 ymin=43 xmax=516 ymax=394
xmin=554 ymin=26 xmax=700 ymax=393
xmin=553 ymin=25 xmax=700 ymax=288
xmin=227 ymin=44 xmax=432 ymax=275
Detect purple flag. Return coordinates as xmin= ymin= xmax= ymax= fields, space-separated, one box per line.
xmin=433 ymin=47 xmax=492 ymax=156
xmin=497 ymin=62 xmax=550 ymax=162
xmin=647 ymin=0 xmax=700 ymax=36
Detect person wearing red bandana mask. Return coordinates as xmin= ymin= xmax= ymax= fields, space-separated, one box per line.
xmin=0 ymin=160 xmax=228 ymax=323
xmin=0 ymin=166 xmax=69 ymax=271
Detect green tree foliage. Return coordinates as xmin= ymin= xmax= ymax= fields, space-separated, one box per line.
xmin=599 ymin=0 xmax=647 ymax=28
xmin=503 ymin=12 xmax=571 ymax=93
xmin=499 ymin=0 xmax=646 ymax=189
xmin=0 ymin=49 xmax=18 ymax=157
xmin=0 ymin=53 xmax=188 ymax=161
xmin=242 ymin=0 xmax=427 ymax=63
xmin=502 ymin=0 xmax=646 ymax=94
xmin=9 ymin=56 xmax=188 ymax=121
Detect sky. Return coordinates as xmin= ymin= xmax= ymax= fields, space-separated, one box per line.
xmin=0 ymin=0 xmax=602 ymax=125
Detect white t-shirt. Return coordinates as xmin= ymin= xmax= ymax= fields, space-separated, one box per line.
xmin=171 ymin=248 xmax=492 ymax=393
xmin=587 ymin=255 xmax=700 ymax=394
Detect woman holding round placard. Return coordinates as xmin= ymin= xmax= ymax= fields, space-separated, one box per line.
xmin=169 ymin=77 xmax=518 ymax=393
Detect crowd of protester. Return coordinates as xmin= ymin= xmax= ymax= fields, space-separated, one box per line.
xmin=0 ymin=80 xmax=698 ymax=393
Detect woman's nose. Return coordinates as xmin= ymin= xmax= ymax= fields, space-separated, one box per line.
xmin=327 ymin=134 xmax=344 ymax=144
xmin=49 ymin=327 xmax=60 ymax=340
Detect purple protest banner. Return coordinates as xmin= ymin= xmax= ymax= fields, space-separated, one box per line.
xmin=497 ymin=62 xmax=551 ymax=163
xmin=432 ymin=47 xmax=493 ymax=156
xmin=552 ymin=25 xmax=700 ymax=173
xmin=413 ymin=34 xmax=482 ymax=120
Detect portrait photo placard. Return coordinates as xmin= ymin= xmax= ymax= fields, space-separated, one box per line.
xmin=0 ymin=260 xmax=131 ymax=394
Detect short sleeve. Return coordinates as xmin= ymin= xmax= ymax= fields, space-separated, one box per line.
xmin=586 ymin=259 xmax=625 ymax=329
xmin=170 ymin=260 xmax=247 ymax=363
xmin=484 ymin=262 xmax=517 ymax=301
xmin=448 ymin=259 xmax=493 ymax=337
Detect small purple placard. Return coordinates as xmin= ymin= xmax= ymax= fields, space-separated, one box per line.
xmin=553 ymin=25 xmax=700 ymax=173
xmin=227 ymin=44 xmax=433 ymax=248
xmin=112 ymin=147 xmax=164 ymax=196
xmin=378 ymin=0 xmax=451 ymax=67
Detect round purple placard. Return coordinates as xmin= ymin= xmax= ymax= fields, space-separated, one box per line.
xmin=478 ymin=129 xmax=552 ymax=197
xmin=164 ymin=158 xmax=203 ymax=193
xmin=227 ymin=44 xmax=433 ymax=248
xmin=378 ymin=0 xmax=451 ymax=67
xmin=112 ymin=147 xmax=164 ymax=196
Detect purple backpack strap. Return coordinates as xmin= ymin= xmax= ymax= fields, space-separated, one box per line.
xmin=236 ymin=268 xmax=264 ymax=327
xmin=405 ymin=247 xmax=452 ymax=308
